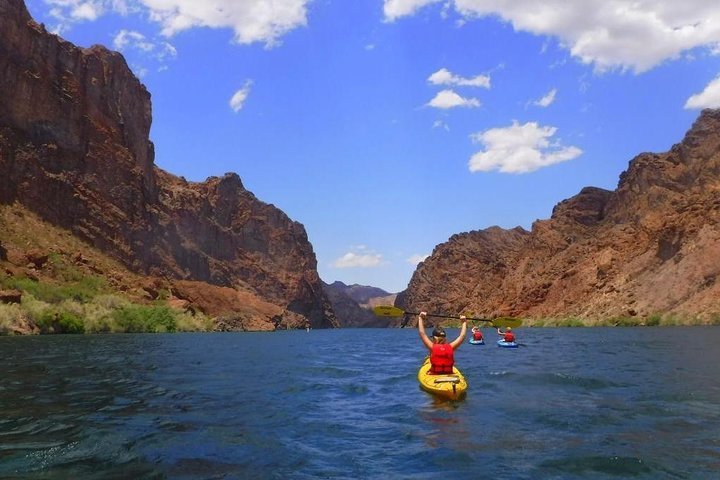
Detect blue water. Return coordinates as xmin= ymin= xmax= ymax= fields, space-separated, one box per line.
xmin=1 ymin=328 xmax=719 ymax=479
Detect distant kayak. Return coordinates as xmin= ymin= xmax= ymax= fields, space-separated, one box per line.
xmin=469 ymin=339 xmax=485 ymax=345
xmin=497 ymin=340 xmax=519 ymax=348
xmin=417 ymin=357 xmax=467 ymax=400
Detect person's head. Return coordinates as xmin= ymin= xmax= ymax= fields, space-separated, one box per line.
xmin=506 ymin=327 xmax=512 ymax=332
xmin=432 ymin=326 xmax=446 ymax=343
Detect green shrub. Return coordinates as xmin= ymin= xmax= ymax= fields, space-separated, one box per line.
xmin=48 ymin=255 xmax=86 ymax=283
xmin=0 ymin=304 xmax=23 ymax=334
xmin=93 ymin=294 xmax=130 ymax=310
xmin=175 ymin=311 xmax=213 ymax=332
xmin=645 ymin=314 xmax=662 ymax=326
xmin=660 ymin=314 xmax=684 ymax=326
xmin=611 ymin=316 xmax=643 ymax=327
xmin=6 ymin=277 xmax=106 ymax=304
xmin=156 ymin=289 xmax=171 ymax=301
xmin=557 ymin=317 xmax=586 ymax=327
xmin=1 ymin=285 xmax=217 ymax=334
xmin=112 ymin=305 xmax=177 ymax=333
xmin=36 ymin=310 xmax=85 ymax=334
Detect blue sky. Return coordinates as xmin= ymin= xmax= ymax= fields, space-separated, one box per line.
xmin=24 ymin=0 xmax=720 ymax=293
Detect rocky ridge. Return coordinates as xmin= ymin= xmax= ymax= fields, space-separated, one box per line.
xmin=397 ymin=110 xmax=720 ymax=325
xmin=0 ymin=0 xmax=338 ymax=330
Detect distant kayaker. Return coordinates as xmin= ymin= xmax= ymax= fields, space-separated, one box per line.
xmin=471 ymin=326 xmax=484 ymax=342
xmin=497 ymin=326 xmax=516 ymax=343
xmin=418 ymin=311 xmax=467 ymax=375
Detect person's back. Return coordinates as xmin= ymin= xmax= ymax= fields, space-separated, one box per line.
xmin=429 ymin=342 xmax=454 ymax=374
xmin=498 ymin=327 xmax=516 ymax=343
xmin=418 ymin=311 xmax=468 ymax=374
xmin=472 ymin=329 xmax=483 ymax=341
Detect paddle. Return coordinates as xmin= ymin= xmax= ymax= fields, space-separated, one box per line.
xmin=372 ymin=305 xmax=522 ymax=328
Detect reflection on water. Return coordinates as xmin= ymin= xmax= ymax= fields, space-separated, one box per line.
xmin=1 ymin=328 xmax=719 ymax=478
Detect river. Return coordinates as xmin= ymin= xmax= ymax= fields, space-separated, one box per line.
xmin=1 ymin=327 xmax=719 ymax=479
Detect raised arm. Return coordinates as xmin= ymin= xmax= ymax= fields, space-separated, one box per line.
xmin=450 ymin=316 xmax=468 ymax=350
xmin=417 ymin=312 xmax=433 ymax=351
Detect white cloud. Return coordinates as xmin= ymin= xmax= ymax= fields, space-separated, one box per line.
xmin=332 ymin=251 xmax=383 ymax=268
xmin=43 ymin=0 xmax=311 ymax=47
xmin=387 ymin=0 xmax=720 ymax=73
xmin=432 ymin=119 xmax=449 ymax=131
xmin=407 ymin=254 xmax=430 ymax=265
xmin=468 ymin=121 xmax=582 ymax=174
xmin=110 ymin=0 xmax=132 ymax=15
xmin=229 ymin=80 xmax=253 ymax=112
xmin=685 ymin=75 xmax=720 ymax=109
xmin=428 ymin=68 xmax=490 ymax=88
xmin=140 ymin=0 xmax=310 ymax=46
xmin=72 ymin=1 xmax=103 ymax=20
xmin=384 ymin=0 xmax=443 ymax=22
xmin=112 ymin=30 xmax=177 ymax=72
xmin=159 ymin=41 xmax=178 ymax=60
xmin=533 ymin=88 xmax=557 ymax=107
xmin=45 ymin=0 xmax=104 ymax=31
xmin=113 ymin=30 xmax=154 ymax=52
xmin=427 ymin=89 xmax=480 ymax=109
xmin=130 ymin=63 xmax=148 ymax=78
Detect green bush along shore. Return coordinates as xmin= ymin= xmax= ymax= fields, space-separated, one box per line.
xmin=0 ymin=272 xmax=213 ymax=335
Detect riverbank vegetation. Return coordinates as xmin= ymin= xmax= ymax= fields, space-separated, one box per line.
xmin=524 ymin=314 xmax=720 ymax=327
xmin=0 ymin=272 xmax=212 ymax=335
xmin=433 ymin=313 xmax=720 ymax=330
xmin=0 ymin=206 xmax=216 ymax=335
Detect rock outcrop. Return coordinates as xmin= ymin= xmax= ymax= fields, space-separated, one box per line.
xmin=398 ymin=110 xmax=720 ymax=324
xmin=0 ymin=0 xmax=338 ymax=329
xmin=323 ymin=281 xmax=396 ymax=327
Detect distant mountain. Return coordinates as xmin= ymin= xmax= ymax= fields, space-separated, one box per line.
xmin=328 ymin=282 xmax=397 ymax=307
xmin=397 ymin=109 xmax=720 ymax=325
xmin=323 ymin=281 xmax=397 ymax=327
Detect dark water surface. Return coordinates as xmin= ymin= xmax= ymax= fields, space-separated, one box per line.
xmin=1 ymin=328 xmax=719 ymax=479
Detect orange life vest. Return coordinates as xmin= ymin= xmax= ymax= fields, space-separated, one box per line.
xmin=430 ymin=343 xmax=454 ymax=374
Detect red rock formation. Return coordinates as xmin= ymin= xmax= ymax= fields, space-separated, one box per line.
xmin=0 ymin=0 xmax=337 ymax=329
xmin=398 ymin=110 xmax=720 ymax=324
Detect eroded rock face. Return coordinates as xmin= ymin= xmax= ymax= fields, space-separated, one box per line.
xmin=398 ymin=110 xmax=720 ymax=323
xmin=0 ymin=0 xmax=337 ymax=329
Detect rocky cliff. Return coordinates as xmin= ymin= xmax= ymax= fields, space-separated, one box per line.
xmin=398 ymin=110 xmax=720 ymax=325
xmin=0 ymin=0 xmax=338 ymax=330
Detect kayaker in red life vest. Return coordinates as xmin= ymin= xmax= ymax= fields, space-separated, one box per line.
xmin=497 ymin=326 xmax=516 ymax=343
xmin=471 ymin=326 xmax=483 ymax=342
xmin=417 ymin=311 xmax=467 ymax=375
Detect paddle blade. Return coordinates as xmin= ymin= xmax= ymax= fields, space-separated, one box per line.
xmin=372 ymin=305 xmax=406 ymax=317
xmin=492 ymin=317 xmax=523 ymax=328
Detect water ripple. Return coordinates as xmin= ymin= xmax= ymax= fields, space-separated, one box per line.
xmin=0 ymin=328 xmax=719 ymax=478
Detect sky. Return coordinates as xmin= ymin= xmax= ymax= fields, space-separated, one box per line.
xmin=23 ymin=0 xmax=720 ymax=293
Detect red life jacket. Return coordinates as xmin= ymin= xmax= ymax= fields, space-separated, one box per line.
xmin=504 ymin=332 xmax=516 ymax=342
xmin=472 ymin=330 xmax=483 ymax=340
xmin=430 ymin=343 xmax=454 ymax=374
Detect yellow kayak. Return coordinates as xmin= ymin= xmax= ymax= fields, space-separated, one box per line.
xmin=417 ymin=357 xmax=468 ymax=400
